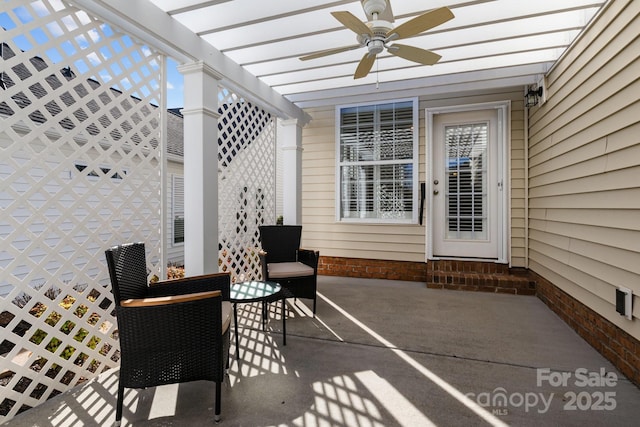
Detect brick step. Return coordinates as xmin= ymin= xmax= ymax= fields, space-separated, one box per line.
xmin=427 ymin=270 xmax=536 ymax=295
xmin=427 ymin=259 xmax=520 ymax=275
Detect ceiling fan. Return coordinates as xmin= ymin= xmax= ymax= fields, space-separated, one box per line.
xmin=299 ymin=0 xmax=454 ymax=79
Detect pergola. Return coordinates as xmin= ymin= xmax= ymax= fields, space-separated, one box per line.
xmin=3 ymin=0 xmax=633 ymax=423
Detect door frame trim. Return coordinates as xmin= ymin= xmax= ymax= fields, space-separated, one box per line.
xmin=425 ymin=101 xmax=510 ymax=263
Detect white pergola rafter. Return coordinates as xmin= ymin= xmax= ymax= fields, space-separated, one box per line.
xmin=143 ymin=0 xmax=606 ymax=107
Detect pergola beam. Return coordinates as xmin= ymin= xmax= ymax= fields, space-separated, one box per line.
xmin=70 ymin=0 xmax=310 ymax=123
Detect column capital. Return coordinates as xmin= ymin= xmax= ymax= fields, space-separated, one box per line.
xmin=181 ymin=106 xmax=221 ymax=119
xmin=277 ymin=117 xmax=305 ymax=128
xmin=278 ymin=117 xmax=303 ymax=149
xmin=177 ymin=61 xmax=224 ymax=81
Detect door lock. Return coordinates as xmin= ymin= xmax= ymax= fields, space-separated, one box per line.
xmin=433 ymin=179 xmax=439 ymax=185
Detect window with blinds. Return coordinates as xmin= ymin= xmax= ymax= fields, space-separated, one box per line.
xmin=172 ymin=175 xmax=185 ymax=244
xmin=337 ymin=99 xmax=417 ymax=222
xmin=444 ymin=122 xmax=488 ymax=240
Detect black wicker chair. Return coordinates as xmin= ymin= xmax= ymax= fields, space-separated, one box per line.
xmin=105 ymin=242 xmax=231 ymax=425
xmin=258 ymin=225 xmax=319 ymax=315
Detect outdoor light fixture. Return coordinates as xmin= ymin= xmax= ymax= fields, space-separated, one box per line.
xmin=525 ymin=86 xmax=544 ymax=107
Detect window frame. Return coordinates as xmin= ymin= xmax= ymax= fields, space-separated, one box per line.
xmin=335 ymin=97 xmax=419 ymax=224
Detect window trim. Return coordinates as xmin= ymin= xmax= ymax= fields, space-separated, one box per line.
xmin=335 ymin=97 xmax=419 ymax=224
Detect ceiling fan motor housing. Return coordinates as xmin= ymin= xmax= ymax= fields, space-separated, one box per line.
xmin=370 ymin=20 xmax=393 ymax=36
xmin=357 ymin=19 xmax=393 ymax=49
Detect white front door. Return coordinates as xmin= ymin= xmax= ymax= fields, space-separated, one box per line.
xmin=429 ymin=106 xmax=506 ymax=260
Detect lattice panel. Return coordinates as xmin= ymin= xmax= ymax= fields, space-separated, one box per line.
xmin=0 ymin=0 xmax=163 ymax=421
xmin=218 ymin=87 xmax=275 ymax=282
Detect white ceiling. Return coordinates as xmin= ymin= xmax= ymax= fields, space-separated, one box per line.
xmin=147 ymin=0 xmax=606 ymax=108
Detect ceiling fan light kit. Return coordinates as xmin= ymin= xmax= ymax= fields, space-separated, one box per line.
xmin=368 ymin=39 xmax=385 ymax=55
xmin=299 ymin=0 xmax=455 ymax=80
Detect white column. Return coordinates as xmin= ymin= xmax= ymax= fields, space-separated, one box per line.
xmin=277 ymin=118 xmax=303 ymax=225
xmin=178 ymin=61 xmax=222 ymax=275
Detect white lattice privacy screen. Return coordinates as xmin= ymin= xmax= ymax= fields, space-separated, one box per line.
xmin=218 ymin=87 xmax=276 ymax=282
xmin=0 ymin=0 xmax=163 ymax=421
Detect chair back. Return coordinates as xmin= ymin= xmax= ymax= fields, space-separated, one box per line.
xmin=105 ymin=242 xmax=149 ymax=303
xmin=259 ymin=225 xmax=301 ymax=263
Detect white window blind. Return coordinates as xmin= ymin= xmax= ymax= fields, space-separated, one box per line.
xmin=337 ymin=100 xmax=417 ymax=222
xmin=444 ymin=123 xmax=488 ymax=240
xmin=172 ymin=175 xmax=184 ymax=244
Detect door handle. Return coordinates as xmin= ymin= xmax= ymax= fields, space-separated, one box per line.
xmin=433 ymin=190 xmax=439 ymax=195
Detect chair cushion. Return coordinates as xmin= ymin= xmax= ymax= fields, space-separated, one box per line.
xmin=268 ymin=262 xmax=314 ymax=279
xmin=222 ymin=301 xmax=232 ymax=333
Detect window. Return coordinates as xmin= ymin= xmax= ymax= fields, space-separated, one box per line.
xmin=172 ymin=175 xmax=184 ymax=245
xmin=337 ymin=99 xmax=418 ymax=222
xmin=445 ymin=123 xmax=488 ymax=239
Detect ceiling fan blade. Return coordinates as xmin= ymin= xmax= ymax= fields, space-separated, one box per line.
xmin=387 ymin=6 xmax=454 ymax=41
xmin=360 ymin=0 xmax=394 ymax=23
xmin=299 ymin=44 xmax=362 ymax=61
xmin=388 ymin=44 xmax=441 ymax=65
xmin=354 ymin=52 xmax=376 ymax=79
xmin=331 ymin=11 xmax=373 ymax=37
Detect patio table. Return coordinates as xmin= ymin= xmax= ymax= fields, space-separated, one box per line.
xmin=230 ymin=280 xmax=286 ymax=359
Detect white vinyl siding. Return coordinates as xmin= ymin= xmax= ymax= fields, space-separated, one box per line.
xmin=336 ymin=99 xmax=418 ymax=223
xmin=527 ymin=0 xmax=640 ymax=338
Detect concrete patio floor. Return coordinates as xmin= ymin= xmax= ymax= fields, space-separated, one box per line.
xmin=6 ymin=276 xmax=640 ymax=427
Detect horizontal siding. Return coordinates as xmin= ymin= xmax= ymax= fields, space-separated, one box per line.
xmin=301 ymin=88 xmax=526 ymax=266
xmin=530 ymin=207 xmax=639 ymax=230
xmin=530 ymin=167 xmax=640 ymax=197
xmin=510 ymin=99 xmax=527 ymax=267
xmin=527 ymin=0 xmax=640 ymax=339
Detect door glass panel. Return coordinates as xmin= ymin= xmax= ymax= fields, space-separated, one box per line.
xmin=444 ymin=122 xmax=488 ymax=240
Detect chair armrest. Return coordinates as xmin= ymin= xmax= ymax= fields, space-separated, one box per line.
xmin=298 ymin=249 xmax=319 ymax=270
xmin=121 ymin=290 xmax=221 ymax=307
xmin=115 ymin=291 xmax=226 ymax=370
xmin=149 ymin=272 xmax=231 ymax=300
